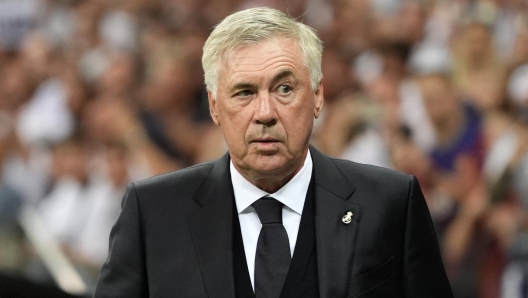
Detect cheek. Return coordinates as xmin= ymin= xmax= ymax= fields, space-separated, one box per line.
xmin=218 ymin=109 xmax=251 ymax=144
xmin=282 ymin=105 xmax=314 ymax=141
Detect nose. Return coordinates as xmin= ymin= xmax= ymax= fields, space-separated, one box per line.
xmin=254 ymin=92 xmax=277 ymax=126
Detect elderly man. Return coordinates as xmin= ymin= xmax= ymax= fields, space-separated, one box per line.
xmin=94 ymin=7 xmax=453 ymax=298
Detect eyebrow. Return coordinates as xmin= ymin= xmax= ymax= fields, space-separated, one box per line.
xmin=270 ymin=69 xmax=296 ymax=86
xmin=228 ymin=69 xmax=298 ymax=94
xmin=230 ymin=83 xmax=256 ymax=94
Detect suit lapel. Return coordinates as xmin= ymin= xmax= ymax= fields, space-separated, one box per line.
xmin=186 ymin=148 xmax=362 ymax=298
xmin=311 ymin=147 xmax=363 ymax=298
xmin=187 ymin=154 xmax=236 ymax=298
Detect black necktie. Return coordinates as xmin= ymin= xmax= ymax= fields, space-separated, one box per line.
xmin=253 ymin=196 xmax=291 ymax=298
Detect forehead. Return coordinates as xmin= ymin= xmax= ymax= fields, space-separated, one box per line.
xmin=219 ymin=37 xmax=307 ymax=85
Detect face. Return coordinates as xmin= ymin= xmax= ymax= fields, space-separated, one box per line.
xmin=208 ymin=37 xmax=324 ymax=192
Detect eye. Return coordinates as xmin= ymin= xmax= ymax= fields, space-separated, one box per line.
xmin=234 ymin=90 xmax=253 ymax=98
xmin=277 ymin=84 xmax=292 ymax=95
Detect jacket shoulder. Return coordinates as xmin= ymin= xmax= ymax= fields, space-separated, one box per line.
xmin=330 ymin=157 xmax=411 ymax=185
xmin=327 ymin=157 xmax=413 ymax=205
xmin=132 ymin=159 xmax=217 ymax=198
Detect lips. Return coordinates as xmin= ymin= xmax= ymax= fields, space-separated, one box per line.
xmin=252 ymin=137 xmax=280 ymax=143
xmin=250 ymin=137 xmax=282 ymax=152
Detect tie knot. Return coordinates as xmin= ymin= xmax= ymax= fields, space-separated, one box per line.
xmin=252 ymin=197 xmax=283 ymax=224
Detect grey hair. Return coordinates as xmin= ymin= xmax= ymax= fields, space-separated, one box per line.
xmin=202 ymin=7 xmax=323 ymax=98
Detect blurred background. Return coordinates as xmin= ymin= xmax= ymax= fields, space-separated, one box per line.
xmin=0 ymin=0 xmax=527 ymax=297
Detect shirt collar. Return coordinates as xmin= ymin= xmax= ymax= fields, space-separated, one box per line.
xmin=230 ymin=150 xmax=313 ymax=216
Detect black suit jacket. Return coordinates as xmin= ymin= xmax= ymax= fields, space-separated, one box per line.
xmin=94 ymin=147 xmax=453 ymax=298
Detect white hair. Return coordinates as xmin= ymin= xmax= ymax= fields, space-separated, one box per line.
xmin=202 ymin=7 xmax=323 ymax=98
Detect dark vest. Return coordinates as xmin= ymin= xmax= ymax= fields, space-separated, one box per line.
xmin=232 ymin=178 xmax=319 ymax=298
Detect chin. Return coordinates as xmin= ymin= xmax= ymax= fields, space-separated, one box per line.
xmin=252 ymin=160 xmax=287 ymax=173
xmin=250 ymin=155 xmax=297 ymax=175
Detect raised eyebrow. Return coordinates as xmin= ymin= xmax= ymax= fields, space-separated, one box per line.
xmin=271 ymin=69 xmax=297 ymax=87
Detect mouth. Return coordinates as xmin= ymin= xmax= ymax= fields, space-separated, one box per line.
xmin=252 ymin=137 xmax=280 ymax=143
xmin=250 ymin=137 xmax=281 ymax=150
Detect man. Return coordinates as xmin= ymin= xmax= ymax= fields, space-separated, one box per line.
xmin=94 ymin=7 xmax=453 ymax=298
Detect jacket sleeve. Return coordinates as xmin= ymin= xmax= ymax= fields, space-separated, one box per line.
xmin=403 ymin=176 xmax=454 ymax=298
xmin=93 ymin=183 xmax=148 ymax=298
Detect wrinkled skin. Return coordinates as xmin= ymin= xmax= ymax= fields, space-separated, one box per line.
xmin=208 ymin=37 xmax=324 ymax=192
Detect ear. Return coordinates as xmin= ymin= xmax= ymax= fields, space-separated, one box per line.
xmin=208 ymin=89 xmax=220 ymax=126
xmin=313 ymin=80 xmax=324 ymax=119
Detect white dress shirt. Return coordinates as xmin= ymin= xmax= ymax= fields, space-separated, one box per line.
xmin=230 ymin=151 xmax=313 ymax=290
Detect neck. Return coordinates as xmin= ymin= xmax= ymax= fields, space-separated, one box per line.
xmin=249 ymin=172 xmax=297 ymax=193
xmin=232 ymin=150 xmax=308 ymax=193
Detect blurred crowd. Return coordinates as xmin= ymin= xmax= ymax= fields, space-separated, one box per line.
xmin=0 ymin=0 xmax=527 ymax=296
